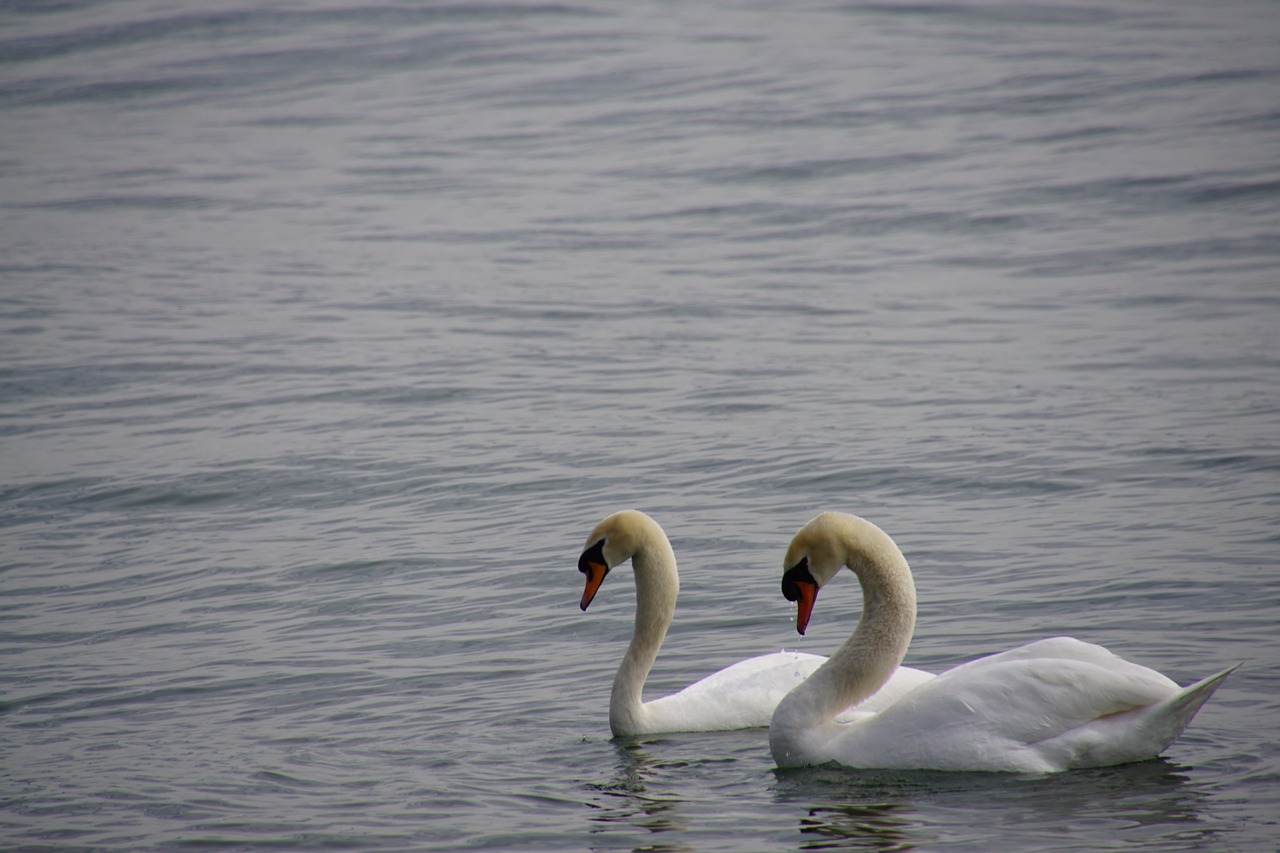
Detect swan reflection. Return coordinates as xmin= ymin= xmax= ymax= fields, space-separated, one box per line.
xmin=799 ymin=802 xmax=916 ymax=851
xmin=777 ymin=757 xmax=1215 ymax=851
xmin=583 ymin=741 xmax=693 ymax=851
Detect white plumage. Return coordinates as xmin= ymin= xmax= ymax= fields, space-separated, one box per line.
xmin=769 ymin=511 xmax=1235 ymax=772
xmin=577 ymin=509 xmax=935 ymax=736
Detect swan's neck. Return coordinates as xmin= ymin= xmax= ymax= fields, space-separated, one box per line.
xmin=773 ymin=538 xmax=916 ymax=739
xmin=609 ymin=542 xmax=678 ymax=735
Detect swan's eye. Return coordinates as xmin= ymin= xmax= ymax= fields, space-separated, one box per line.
xmin=579 ymin=539 xmax=607 ymax=574
xmin=781 ymin=557 xmax=815 ymax=601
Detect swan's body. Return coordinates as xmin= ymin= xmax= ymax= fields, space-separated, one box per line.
xmin=769 ymin=512 xmax=1235 ymax=773
xmin=577 ymin=510 xmax=935 ymax=736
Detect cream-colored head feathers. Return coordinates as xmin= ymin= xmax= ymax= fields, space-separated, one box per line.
xmin=784 ymin=511 xmax=904 ymax=588
xmin=584 ymin=509 xmax=668 ymax=569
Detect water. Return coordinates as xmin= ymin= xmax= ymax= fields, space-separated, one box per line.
xmin=2 ymin=0 xmax=1278 ymax=849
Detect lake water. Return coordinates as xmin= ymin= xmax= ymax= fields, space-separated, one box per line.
xmin=2 ymin=1 xmax=1278 ymax=850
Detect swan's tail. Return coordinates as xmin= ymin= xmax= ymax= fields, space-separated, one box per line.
xmin=1147 ymin=663 xmax=1239 ymax=750
xmin=1049 ymin=662 xmax=1238 ymax=770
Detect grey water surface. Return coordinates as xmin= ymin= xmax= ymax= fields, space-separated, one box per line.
xmin=2 ymin=1 xmax=1278 ymax=850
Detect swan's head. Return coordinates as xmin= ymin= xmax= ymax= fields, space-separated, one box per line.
xmin=780 ymin=515 xmax=840 ymax=636
xmin=577 ymin=509 xmax=662 ymax=611
xmin=781 ymin=511 xmax=888 ymax=635
xmin=780 ymin=556 xmax=819 ymax=635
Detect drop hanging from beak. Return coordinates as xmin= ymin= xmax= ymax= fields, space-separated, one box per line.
xmin=781 ymin=557 xmax=819 ymax=635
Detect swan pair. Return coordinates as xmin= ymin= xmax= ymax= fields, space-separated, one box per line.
xmin=577 ymin=509 xmax=1233 ymax=773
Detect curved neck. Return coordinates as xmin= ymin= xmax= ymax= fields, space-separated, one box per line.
xmin=609 ymin=539 xmax=678 ymax=735
xmin=774 ymin=525 xmax=916 ymax=735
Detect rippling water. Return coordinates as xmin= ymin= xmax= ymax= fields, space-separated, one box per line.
xmin=2 ymin=1 xmax=1278 ymax=850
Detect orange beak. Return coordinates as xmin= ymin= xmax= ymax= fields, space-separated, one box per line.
xmin=580 ymin=560 xmax=608 ymax=611
xmin=794 ymin=581 xmax=818 ymax=635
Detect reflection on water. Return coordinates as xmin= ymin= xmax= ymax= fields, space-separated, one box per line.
xmin=1004 ymin=760 xmax=1209 ymax=828
xmin=799 ymin=802 xmax=919 ymax=852
xmin=582 ymin=741 xmax=695 ymax=853
xmin=775 ymin=758 xmax=1217 ymax=851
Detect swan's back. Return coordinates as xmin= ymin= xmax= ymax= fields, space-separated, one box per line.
xmin=641 ymin=651 xmax=828 ymax=732
xmin=796 ymin=638 xmax=1233 ymax=773
xmin=640 ymin=652 xmax=938 ymax=733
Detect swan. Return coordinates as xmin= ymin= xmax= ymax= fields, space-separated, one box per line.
xmin=769 ymin=511 xmax=1236 ymax=773
xmin=577 ymin=510 xmax=936 ymax=736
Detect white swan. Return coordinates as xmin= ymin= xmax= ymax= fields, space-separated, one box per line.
xmin=769 ymin=511 xmax=1236 ymax=773
xmin=577 ymin=510 xmax=935 ymax=736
